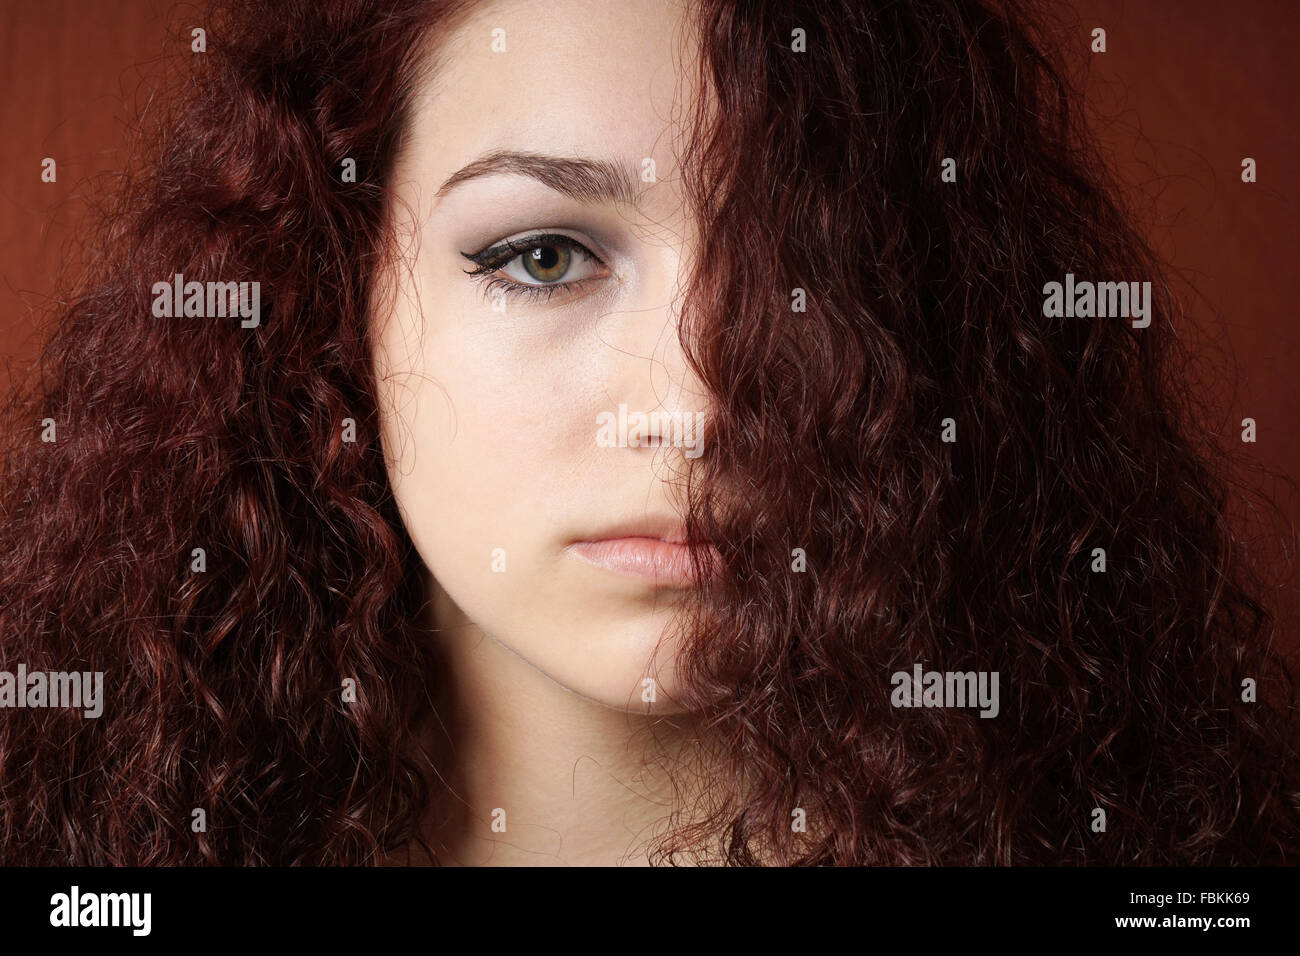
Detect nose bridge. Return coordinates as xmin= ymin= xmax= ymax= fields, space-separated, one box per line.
xmin=616 ymin=244 xmax=709 ymax=432
xmin=592 ymin=231 xmax=713 ymax=467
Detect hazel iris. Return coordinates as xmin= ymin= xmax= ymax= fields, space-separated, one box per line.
xmin=523 ymin=243 xmax=571 ymax=282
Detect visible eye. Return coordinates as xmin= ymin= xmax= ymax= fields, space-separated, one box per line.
xmin=459 ymin=232 xmax=609 ymax=303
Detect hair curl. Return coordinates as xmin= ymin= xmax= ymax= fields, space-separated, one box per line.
xmin=2 ymin=0 xmax=1297 ymax=865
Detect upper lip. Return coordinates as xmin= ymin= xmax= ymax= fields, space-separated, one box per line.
xmin=573 ymin=515 xmax=693 ymax=545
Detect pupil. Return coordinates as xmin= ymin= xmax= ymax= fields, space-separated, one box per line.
xmin=532 ymin=247 xmax=558 ymax=269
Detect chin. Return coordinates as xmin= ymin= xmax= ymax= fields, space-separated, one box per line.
xmin=530 ymin=620 xmax=693 ymax=713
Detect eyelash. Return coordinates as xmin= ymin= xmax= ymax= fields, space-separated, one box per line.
xmin=459 ymin=233 xmax=606 ymax=303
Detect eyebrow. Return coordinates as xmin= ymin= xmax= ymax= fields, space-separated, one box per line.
xmin=435 ymin=149 xmax=641 ymax=205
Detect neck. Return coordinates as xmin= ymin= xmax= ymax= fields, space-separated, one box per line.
xmin=398 ymin=575 xmax=709 ymax=866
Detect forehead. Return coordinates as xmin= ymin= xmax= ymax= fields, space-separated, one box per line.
xmin=399 ymin=0 xmax=704 ymax=207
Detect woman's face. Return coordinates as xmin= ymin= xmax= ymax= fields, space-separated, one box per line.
xmin=371 ymin=0 xmax=714 ymax=710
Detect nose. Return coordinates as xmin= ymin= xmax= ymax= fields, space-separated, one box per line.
xmin=597 ymin=239 xmax=712 ymax=464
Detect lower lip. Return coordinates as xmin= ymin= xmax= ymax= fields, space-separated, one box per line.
xmin=568 ymin=537 xmax=720 ymax=584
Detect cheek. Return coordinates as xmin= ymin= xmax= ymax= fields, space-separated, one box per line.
xmin=375 ymin=309 xmax=587 ymax=621
xmin=373 ymin=298 xmax=692 ymax=711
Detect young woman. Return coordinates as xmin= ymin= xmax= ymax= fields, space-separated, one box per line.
xmin=1 ymin=0 xmax=1296 ymax=865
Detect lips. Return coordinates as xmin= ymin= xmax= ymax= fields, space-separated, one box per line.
xmin=566 ymin=518 xmax=720 ymax=585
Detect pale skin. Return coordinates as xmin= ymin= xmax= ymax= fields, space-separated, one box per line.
xmin=370 ymin=0 xmax=720 ymax=865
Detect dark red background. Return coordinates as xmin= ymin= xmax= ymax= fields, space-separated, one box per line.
xmin=3 ymin=1 xmax=1296 ymax=654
